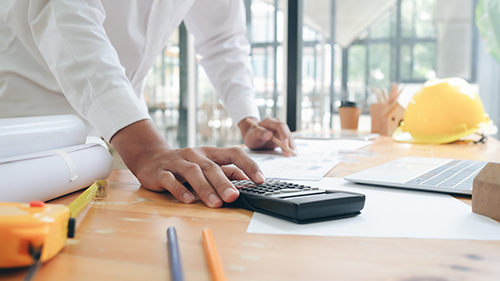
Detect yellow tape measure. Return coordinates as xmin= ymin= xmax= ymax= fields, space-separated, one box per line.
xmin=0 ymin=180 xmax=107 ymax=268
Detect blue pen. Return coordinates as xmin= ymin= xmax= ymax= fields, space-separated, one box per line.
xmin=167 ymin=227 xmax=184 ymax=281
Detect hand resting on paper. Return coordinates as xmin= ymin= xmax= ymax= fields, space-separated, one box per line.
xmin=110 ymin=119 xmax=266 ymax=208
xmin=239 ymin=117 xmax=297 ymax=157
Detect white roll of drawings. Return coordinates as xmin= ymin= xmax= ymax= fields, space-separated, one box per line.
xmin=0 ymin=115 xmax=113 ymax=202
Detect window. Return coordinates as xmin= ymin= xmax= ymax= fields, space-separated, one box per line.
xmin=341 ymin=0 xmax=475 ymax=114
xmin=143 ymin=0 xmax=478 ymax=147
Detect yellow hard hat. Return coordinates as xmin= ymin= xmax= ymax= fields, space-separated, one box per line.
xmin=392 ymin=77 xmax=493 ymax=144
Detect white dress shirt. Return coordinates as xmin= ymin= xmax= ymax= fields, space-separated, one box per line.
xmin=0 ymin=0 xmax=260 ymax=142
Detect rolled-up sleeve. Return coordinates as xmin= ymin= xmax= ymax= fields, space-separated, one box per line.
xmin=1 ymin=0 xmax=150 ymax=142
xmin=184 ymin=0 xmax=261 ymax=124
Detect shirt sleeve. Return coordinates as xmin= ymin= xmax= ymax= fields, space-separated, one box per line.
xmin=0 ymin=0 xmax=150 ymax=142
xmin=183 ymin=0 xmax=261 ymax=124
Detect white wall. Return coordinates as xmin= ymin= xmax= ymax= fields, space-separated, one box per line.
xmin=435 ymin=0 xmax=473 ymax=79
xmin=477 ymin=36 xmax=500 ymax=139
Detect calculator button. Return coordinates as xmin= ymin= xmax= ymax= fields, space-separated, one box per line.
xmin=270 ymin=189 xmax=326 ymax=198
xmin=264 ymin=192 xmax=273 ymax=195
xmin=281 ymin=188 xmax=302 ymax=193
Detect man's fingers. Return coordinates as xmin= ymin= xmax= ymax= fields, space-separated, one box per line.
xmin=181 ymin=162 xmax=224 ymax=207
xmin=255 ymin=127 xmax=274 ymax=142
xmin=245 ymin=125 xmax=276 ymax=150
xmin=171 ymin=148 xmax=242 ymax=206
xmin=203 ymin=147 xmax=265 ymax=185
xmin=259 ymin=117 xmax=296 ymax=152
xmin=221 ymin=165 xmax=249 ymax=182
xmin=260 ymin=118 xmax=293 ymax=142
xmin=158 ymin=171 xmax=195 ymax=204
xmin=136 ymin=146 xmax=265 ymax=208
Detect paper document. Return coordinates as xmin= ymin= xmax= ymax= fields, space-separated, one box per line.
xmin=247 ymin=139 xmax=373 ymax=180
xmin=246 ymin=178 xmax=500 ymax=240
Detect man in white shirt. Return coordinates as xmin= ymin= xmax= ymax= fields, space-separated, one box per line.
xmin=0 ymin=0 xmax=296 ymax=207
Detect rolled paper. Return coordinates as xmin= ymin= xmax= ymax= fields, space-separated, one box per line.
xmin=0 ymin=143 xmax=113 ymax=203
xmin=0 ymin=115 xmax=86 ymax=159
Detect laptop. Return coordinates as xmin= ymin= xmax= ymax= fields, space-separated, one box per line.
xmin=344 ymin=157 xmax=488 ymax=195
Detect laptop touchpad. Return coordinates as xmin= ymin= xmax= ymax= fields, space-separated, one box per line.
xmin=345 ymin=157 xmax=451 ymax=184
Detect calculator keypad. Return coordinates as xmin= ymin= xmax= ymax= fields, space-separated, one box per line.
xmin=231 ymin=179 xmax=324 ymax=198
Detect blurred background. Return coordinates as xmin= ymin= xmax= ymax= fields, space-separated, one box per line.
xmin=141 ymin=0 xmax=499 ymax=150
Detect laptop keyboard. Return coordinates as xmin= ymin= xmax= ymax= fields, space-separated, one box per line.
xmin=404 ymin=160 xmax=487 ymax=190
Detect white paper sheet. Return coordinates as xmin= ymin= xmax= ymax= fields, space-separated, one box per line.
xmin=247 ymin=139 xmax=373 ymax=180
xmin=246 ymin=178 xmax=500 ymax=240
xmin=0 ymin=143 xmax=113 ymax=203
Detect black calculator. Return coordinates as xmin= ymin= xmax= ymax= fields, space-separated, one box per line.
xmin=226 ymin=179 xmax=365 ymax=224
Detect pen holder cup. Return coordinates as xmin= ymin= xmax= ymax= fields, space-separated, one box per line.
xmin=370 ymin=103 xmax=389 ymax=135
xmin=339 ymin=102 xmax=361 ymax=130
xmin=370 ymin=102 xmax=405 ymax=136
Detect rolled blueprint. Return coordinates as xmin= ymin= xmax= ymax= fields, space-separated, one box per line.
xmin=0 ymin=143 xmax=113 ymax=202
xmin=0 ymin=115 xmax=86 ymax=159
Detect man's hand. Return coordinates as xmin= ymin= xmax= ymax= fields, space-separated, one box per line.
xmin=110 ymin=120 xmax=265 ymax=208
xmin=239 ymin=117 xmax=296 ymax=157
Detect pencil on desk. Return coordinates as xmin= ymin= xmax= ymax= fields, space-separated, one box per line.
xmin=167 ymin=227 xmax=184 ymax=281
xmin=245 ymin=118 xmax=297 ymax=156
xmin=202 ymin=228 xmax=227 ymax=281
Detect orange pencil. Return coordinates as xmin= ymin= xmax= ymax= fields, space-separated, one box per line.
xmin=202 ymin=228 xmax=227 ymax=281
xmin=245 ymin=118 xmax=297 ymax=156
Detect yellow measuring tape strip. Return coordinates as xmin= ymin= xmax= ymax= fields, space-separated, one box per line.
xmin=67 ymin=180 xmax=108 ymax=238
xmin=68 ymin=180 xmax=108 ymax=218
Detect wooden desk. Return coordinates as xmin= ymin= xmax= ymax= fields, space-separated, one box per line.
xmin=3 ymin=136 xmax=500 ymax=280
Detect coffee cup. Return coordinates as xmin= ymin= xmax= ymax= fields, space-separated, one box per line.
xmin=338 ymin=101 xmax=361 ymax=130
